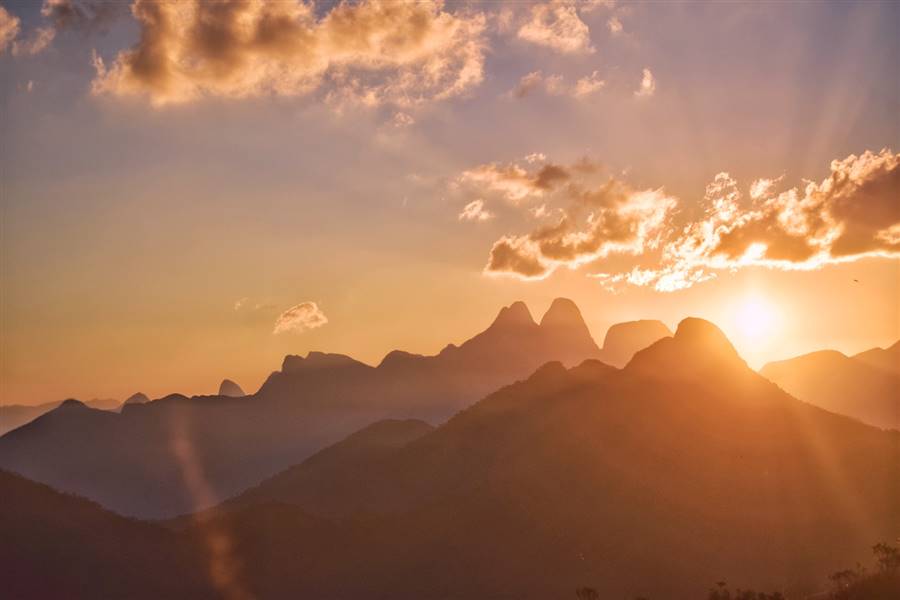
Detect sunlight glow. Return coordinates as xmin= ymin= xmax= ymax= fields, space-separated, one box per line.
xmin=733 ymin=295 xmax=780 ymax=341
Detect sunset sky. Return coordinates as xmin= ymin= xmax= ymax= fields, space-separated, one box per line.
xmin=1 ymin=0 xmax=898 ymax=405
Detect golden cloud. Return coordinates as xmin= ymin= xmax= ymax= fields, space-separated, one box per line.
xmin=91 ymin=0 xmax=487 ymax=108
xmin=0 ymin=5 xmax=20 ymax=55
xmin=594 ymin=149 xmax=900 ymax=292
xmin=482 ymin=165 xmax=678 ymax=280
xmin=634 ymin=67 xmax=655 ymax=98
xmin=273 ymin=301 xmax=328 ymax=334
xmin=510 ymin=69 xmax=604 ymax=99
xmin=458 ymin=199 xmax=494 ymax=222
xmin=517 ymin=2 xmax=592 ymax=54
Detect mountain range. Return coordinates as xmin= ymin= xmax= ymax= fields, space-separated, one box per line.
xmin=0 ymin=298 xmax=669 ymax=518
xmin=3 ymin=317 xmax=896 ymax=599
xmin=761 ymin=341 xmax=899 ymax=430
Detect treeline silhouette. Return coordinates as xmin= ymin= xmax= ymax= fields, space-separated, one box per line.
xmin=575 ymin=542 xmax=900 ymax=600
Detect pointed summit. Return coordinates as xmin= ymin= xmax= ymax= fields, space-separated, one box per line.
xmin=218 ymin=379 xmax=245 ymax=397
xmin=539 ymin=297 xmax=584 ymax=329
xmin=490 ymin=301 xmax=535 ymax=329
xmin=538 ymin=298 xmax=601 ymax=365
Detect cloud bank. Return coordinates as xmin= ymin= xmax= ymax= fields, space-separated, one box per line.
xmin=90 ymin=0 xmax=487 ymax=108
xmin=469 ymin=150 xmax=900 ymax=290
xmin=273 ymin=301 xmax=328 ymax=334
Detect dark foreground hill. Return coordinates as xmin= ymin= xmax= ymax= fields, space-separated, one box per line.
xmin=761 ymin=342 xmax=900 ymax=430
xmin=0 ymin=299 xmax=664 ymax=518
xmin=0 ymin=469 xmax=209 ymax=600
xmin=185 ymin=319 xmax=898 ymax=599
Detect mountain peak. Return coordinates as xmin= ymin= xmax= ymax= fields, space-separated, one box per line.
xmin=626 ymin=317 xmax=746 ymax=378
xmin=673 ymin=317 xmax=740 ymax=357
xmin=537 ymin=298 xmax=601 ymax=362
xmin=58 ymin=398 xmax=87 ymax=410
xmin=490 ymin=301 xmax=535 ymax=328
xmin=218 ymin=379 xmax=245 ymax=397
xmin=123 ymin=392 xmax=149 ymax=406
xmin=539 ymin=297 xmax=583 ymax=329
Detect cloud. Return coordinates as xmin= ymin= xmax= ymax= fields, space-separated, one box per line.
xmin=517 ymin=2 xmax=592 ymax=54
xmin=1 ymin=1 xmax=127 ymax=58
xmin=595 ymin=149 xmax=900 ymax=292
xmin=459 ymin=199 xmax=494 ymax=222
xmin=41 ymin=0 xmax=128 ymax=32
xmin=0 ymin=4 xmax=19 ymax=55
xmin=273 ymin=301 xmax=328 ymax=334
xmin=91 ymin=0 xmax=487 ymax=108
xmin=459 ymin=155 xmax=581 ymax=203
xmin=607 ymin=16 xmax=623 ymax=34
xmin=481 ymin=163 xmax=678 ymax=280
xmin=510 ymin=69 xmax=604 ymax=99
xmin=391 ymin=111 xmax=415 ymax=128
xmin=12 ymin=26 xmax=55 ymax=56
xmin=634 ymin=67 xmax=655 ymax=97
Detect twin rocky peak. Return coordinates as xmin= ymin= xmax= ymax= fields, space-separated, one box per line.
xmin=280 ymin=298 xmax=676 ymax=376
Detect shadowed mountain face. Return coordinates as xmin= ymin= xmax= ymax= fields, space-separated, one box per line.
xmin=0 ymin=469 xmax=210 ymax=600
xmin=598 ymin=319 xmax=673 ymax=367
xmin=0 ymin=298 xmax=615 ymax=518
xmin=177 ymin=319 xmax=898 ymax=599
xmin=761 ymin=342 xmax=900 ymax=430
xmin=0 ymin=398 xmax=120 ymax=436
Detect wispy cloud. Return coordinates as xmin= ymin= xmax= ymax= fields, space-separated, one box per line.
xmin=634 ymin=67 xmax=656 ymax=97
xmin=510 ymin=70 xmax=604 ymax=99
xmin=273 ymin=301 xmax=328 ymax=334
xmin=458 ymin=199 xmax=494 ymax=222
xmin=517 ymin=2 xmax=593 ymax=54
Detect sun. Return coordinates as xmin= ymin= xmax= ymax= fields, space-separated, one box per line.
xmin=733 ymin=295 xmax=780 ymax=341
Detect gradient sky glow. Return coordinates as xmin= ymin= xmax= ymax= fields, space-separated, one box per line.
xmin=1 ymin=1 xmax=898 ymax=405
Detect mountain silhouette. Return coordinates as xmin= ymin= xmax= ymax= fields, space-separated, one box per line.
xmin=3 ymin=320 xmax=897 ymax=598
xmin=761 ymin=343 xmax=900 ymax=430
xmin=852 ymin=340 xmax=900 ymax=375
xmin=217 ymin=379 xmax=245 ymax=397
xmin=0 ymin=398 xmax=120 ymax=436
xmin=177 ymin=319 xmax=899 ymax=599
xmin=0 ymin=298 xmax=625 ymax=518
xmin=122 ymin=392 xmax=150 ymax=407
xmin=598 ymin=319 xmax=673 ymax=367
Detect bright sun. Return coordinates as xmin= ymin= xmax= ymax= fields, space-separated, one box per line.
xmin=734 ymin=295 xmax=780 ymax=341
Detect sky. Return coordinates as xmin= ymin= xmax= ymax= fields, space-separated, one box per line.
xmin=1 ymin=0 xmax=898 ymax=406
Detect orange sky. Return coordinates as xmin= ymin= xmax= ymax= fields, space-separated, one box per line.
xmin=1 ymin=1 xmax=898 ymax=405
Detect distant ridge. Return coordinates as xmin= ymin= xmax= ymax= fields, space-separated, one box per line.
xmin=761 ymin=343 xmax=900 ymax=430
xmin=0 ymin=398 xmax=121 ymax=436
xmin=0 ymin=298 xmax=621 ymax=518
